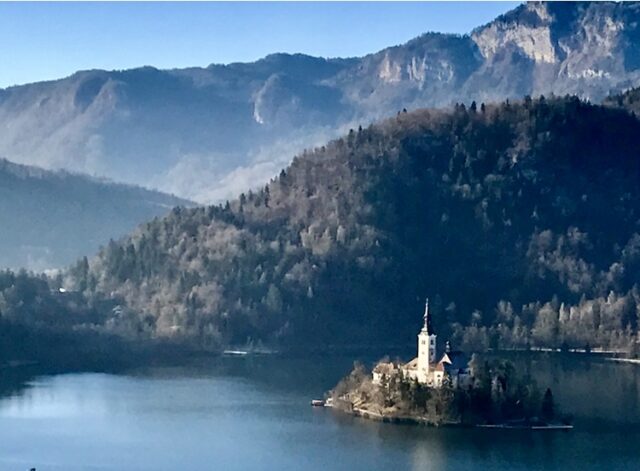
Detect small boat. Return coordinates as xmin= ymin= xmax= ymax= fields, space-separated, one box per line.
xmin=310 ymin=399 xmax=326 ymax=407
xmin=531 ymin=424 xmax=574 ymax=430
xmin=476 ymin=419 xmax=573 ymax=431
xmin=223 ymin=350 xmax=249 ymax=356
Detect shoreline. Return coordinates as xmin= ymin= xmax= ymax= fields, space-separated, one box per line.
xmin=491 ymin=347 xmax=629 ymax=356
xmin=345 ymin=405 xmax=458 ymax=427
xmin=328 ymin=403 xmax=573 ymax=430
xmin=605 ymin=357 xmax=640 ymax=365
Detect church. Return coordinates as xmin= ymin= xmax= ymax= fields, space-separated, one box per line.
xmin=373 ymin=299 xmax=471 ymax=388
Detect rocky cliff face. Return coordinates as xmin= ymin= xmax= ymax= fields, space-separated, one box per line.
xmin=1 ymin=2 xmax=640 ymax=203
xmin=469 ymin=2 xmax=640 ymax=100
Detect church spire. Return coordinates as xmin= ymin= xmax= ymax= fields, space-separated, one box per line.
xmin=423 ymin=298 xmax=429 ymax=332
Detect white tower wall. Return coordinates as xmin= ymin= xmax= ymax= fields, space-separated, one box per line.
xmin=417 ymin=299 xmax=437 ymax=383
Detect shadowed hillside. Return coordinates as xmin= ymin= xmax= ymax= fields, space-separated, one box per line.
xmin=55 ymin=93 xmax=640 ymax=353
xmin=0 ymin=158 xmax=191 ymax=269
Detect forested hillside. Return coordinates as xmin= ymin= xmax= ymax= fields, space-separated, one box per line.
xmin=0 ymin=270 xmax=128 ymax=367
xmin=61 ymin=94 xmax=640 ymax=353
xmin=0 ymin=158 xmax=190 ymax=269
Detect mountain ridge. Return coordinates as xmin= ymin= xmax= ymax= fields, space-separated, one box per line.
xmin=2 ymin=1 xmax=640 ymax=202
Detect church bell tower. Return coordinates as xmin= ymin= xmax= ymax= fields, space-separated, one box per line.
xmin=417 ymin=298 xmax=437 ymax=382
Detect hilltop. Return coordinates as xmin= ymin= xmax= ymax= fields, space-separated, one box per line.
xmin=55 ymin=92 xmax=640 ymax=354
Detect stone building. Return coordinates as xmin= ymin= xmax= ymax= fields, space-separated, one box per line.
xmin=373 ymin=299 xmax=471 ymax=388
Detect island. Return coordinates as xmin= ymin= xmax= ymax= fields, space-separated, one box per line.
xmin=326 ymin=300 xmax=572 ymax=430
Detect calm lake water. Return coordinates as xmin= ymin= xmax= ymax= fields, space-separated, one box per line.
xmin=0 ymin=353 xmax=638 ymax=470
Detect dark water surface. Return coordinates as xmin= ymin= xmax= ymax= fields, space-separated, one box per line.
xmin=0 ymin=353 xmax=638 ymax=470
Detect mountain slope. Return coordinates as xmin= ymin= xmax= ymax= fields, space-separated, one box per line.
xmin=62 ymin=94 xmax=640 ymax=352
xmin=2 ymin=2 xmax=640 ymax=202
xmin=0 ymin=158 xmax=190 ymax=270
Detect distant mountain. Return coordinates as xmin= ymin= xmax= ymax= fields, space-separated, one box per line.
xmin=0 ymin=158 xmax=190 ymax=270
xmin=2 ymin=1 xmax=640 ymax=203
xmin=54 ymin=92 xmax=640 ymax=353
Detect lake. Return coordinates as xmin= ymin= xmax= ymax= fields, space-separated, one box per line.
xmin=0 ymin=353 xmax=638 ymax=470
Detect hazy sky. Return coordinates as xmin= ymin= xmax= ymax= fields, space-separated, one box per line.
xmin=0 ymin=1 xmax=520 ymax=89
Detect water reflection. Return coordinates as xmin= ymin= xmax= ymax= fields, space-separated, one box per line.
xmin=0 ymin=353 xmax=638 ymax=470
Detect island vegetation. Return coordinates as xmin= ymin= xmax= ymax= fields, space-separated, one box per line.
xmin=329 ymin=357 xmax=567 ymax=428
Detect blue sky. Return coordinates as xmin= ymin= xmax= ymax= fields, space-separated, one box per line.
xmin=0 ymin=1 xmax=520 ymax=89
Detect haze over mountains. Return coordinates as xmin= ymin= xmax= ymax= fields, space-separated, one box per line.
xmin=0 ymin=159 xmax=189 ymax=270
xmin=2 ymin=1 xmax=640 ymax=203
